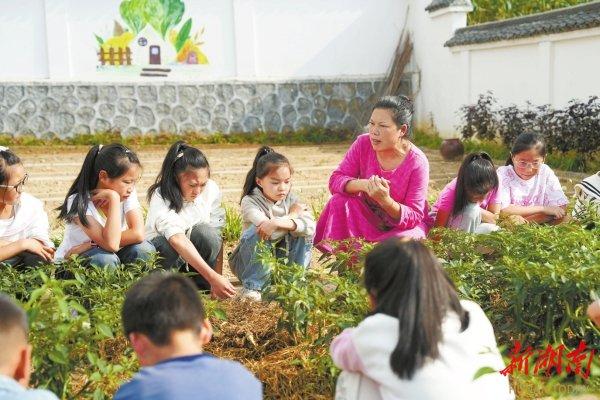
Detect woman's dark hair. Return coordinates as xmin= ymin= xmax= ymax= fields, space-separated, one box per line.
xmin=0 ymin=148 xmax=22 ymax=185
xmin=122 ymin=272 xmax=205 ymax=346
xmin=57 ymin=143 xmax=141 ymax=226
xmin=452 ymin=152 xmax=498 ymax=217
xmin=372 ymin=95 xmax=414 ymax=135
xmin=240 ymin=146 xmax=292 ymax=202
xmin=506 ymin=132 xmax=546 ymax=166
xmin=147 ymin=141 xmax=210 ymax=213
xmin=364 ymin=239 xmax=469 ymax=380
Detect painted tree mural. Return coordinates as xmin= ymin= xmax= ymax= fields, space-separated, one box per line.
xmin=95 ymin=0 xmax=208 ymax=67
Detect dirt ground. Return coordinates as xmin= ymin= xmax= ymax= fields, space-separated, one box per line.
xmin=15 ymin=143 xmax=585 ymax=282
xmin=17 ymin=142 xmax=583 ymax=223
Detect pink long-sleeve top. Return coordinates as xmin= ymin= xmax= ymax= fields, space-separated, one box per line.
xmin=328 ymin=134 xmax=429 ymax=231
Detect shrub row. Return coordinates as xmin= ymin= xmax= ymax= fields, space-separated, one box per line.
xmin=459 ymin=93 xmax=600 ymax=169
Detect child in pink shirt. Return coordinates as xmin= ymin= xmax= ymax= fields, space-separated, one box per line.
xmin=430 ymin=152 xmax=500 ymax=234
xmin=497 ymin=133 xmax=568 ymax=224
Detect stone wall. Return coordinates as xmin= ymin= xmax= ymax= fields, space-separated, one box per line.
xmin=0 ymin=79 xmax=410 ymax=137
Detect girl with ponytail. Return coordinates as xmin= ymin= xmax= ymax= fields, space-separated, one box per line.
xmin=0 ymin=147 xmax=54 ymax=267
xmin=429 ymin=152 xmax=500 ymax=234
xmin=330 ymin=239 xmax=513 ymax=400
xmin=146 ymin=141 xmax=235 ymax=299
xmin=229 ymin=146 xmax=315 ymax=301
xmin=55 ymin=144 xmax=155 ymax=267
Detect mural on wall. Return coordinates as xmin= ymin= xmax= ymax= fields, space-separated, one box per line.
xmin=95 ymin=0 xmax=208 ymax=77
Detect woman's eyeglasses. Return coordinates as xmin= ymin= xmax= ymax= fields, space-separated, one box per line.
xmin=513 ymin=160 xmax=542 ymax=168
xmin=0 ymin=173 xmax=28 ymax=193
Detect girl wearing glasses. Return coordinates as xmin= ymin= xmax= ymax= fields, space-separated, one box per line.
xmin=497 ymin=133 xmax=568 ymax=224
xmin=430 ymin=152 xmax=500 ymax=234
xmin=0 ymin=147 xmax=54 ymax=266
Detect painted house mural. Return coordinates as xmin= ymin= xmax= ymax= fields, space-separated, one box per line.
xmin=95 ymin=0 xmax=208 ymax=77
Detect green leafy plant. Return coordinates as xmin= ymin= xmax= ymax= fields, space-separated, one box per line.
xmin=223 ymin=204 xmax=243 ymax=243
xmin=174 ymin=18 xmax=192 ymax=52
xmin=468 ymin=0 xmax=592 ymax=25
xmin=119 ymin=0 xmax=184 ymax=38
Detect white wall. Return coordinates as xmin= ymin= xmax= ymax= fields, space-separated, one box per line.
xmin=240 ymin=0 xmax=407 ymax=78
xmin=408 ymin=0 xmax=600 ymax=137
xmin=0 ymin=0 xmax=49 ymax=79
xmin=0 ymin=0 xmax=405 ymax=81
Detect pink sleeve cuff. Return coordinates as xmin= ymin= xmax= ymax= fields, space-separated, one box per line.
xmin=330 ymin=328 xmax=365 ymax=372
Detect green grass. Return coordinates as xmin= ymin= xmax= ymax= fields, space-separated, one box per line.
xmin=1 ymin=127 xmax=356 ymax=147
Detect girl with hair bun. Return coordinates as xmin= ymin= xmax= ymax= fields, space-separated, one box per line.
xmin=315 ymin=95 xmax=430 ymax=252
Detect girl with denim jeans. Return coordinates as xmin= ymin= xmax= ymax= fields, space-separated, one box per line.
xmin=55 ymin=144 xmax=155 ymax=268
xmin=229 ymin=146 xmax=315 ymax=301
xmin=145 ymin=141 xmax=235 ymax=300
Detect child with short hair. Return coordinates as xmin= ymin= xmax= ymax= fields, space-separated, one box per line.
xmin=497 ymin=132 xmax=568 ymax=224
xmin=55 ymin=144 xmax=155 ymax=267
xmin=430 ymin=152 xmax=500 ymax=234
xmin=0 ymin=293 xmax=58 ymax=400
xmin=0 ymin=147 xmax=54 ymax=267
xmin=229 ymin=146 xmax=315 ymax=301
xmin=145 ymin=141 xmax=235 ymax=299
xmin=114 ymin=273 xmax=262 ymax=400
xmin=330 ymin=239 xmax=513 ymax=400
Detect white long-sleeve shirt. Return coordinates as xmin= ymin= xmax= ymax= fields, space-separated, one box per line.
xmin=145 ymin=179 xmax=225 ymax=241
xmin=330 ymin=300 xmax=514 ymax=400
xmin=0 ymin=192 xmax=52 ymax=247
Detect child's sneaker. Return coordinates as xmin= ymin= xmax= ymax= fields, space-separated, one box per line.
xmin=239 ymin=288 xmax=262 ymax=302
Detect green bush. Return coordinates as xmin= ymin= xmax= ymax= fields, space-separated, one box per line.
xmin=0 ymin=257 xmax=225 ymax=399
xmin=1 ymin=127 xmax=357 ymax=148
xmin=468 ymin=0 xmax=592 ymax=25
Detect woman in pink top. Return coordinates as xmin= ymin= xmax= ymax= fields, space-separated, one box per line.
xmin=497 ymin=132 xmax=568 ymax=224
xmin=314 ymin=96 xmax=429 ymax=253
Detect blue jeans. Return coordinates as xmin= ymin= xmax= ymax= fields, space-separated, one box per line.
xmin=229 ymin=225 xmax=313 ymax=291
xmin=81 ymin=241 xmax=156 ymax=269
xmin=150 ymin=223 xmax=222 ymax=290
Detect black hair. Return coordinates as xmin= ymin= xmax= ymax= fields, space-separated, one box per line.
xmin=0 ymin=148 xmax=22 ymax=185
xmin=372 ymin=95 xmax=414 ymax=136
xmin=56 ymin=143 xmax=141 ymax=226
xmin=506 ymin=132 xmax=546 ymax=166
xmin=122 ymin=272 xmax=205 ymax=346
xmin=148 ymin=141 xmax=210 ymax=213
xmin=364 ymin=239 xmax=469 ymax=380
xmin=452 ymin=152 xmax=498 ymax=217
xmin=0 ymin=293 xmax=28 ymax=339
xmin=240 ymin=146 xmax=292 ymax=202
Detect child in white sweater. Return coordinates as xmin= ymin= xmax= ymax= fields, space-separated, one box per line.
xmin=330 ymin=239 xmax=514 ymax=400
xmin=145 ymin=141 xmax=235 ymax=299
xmin=0 ymin=147 xmax=54 ymax=267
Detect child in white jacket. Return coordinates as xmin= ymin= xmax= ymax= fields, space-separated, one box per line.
xmin=330 ymin=239 xmax=514 ymax=400
xmin=146 ymin=141 xmax=235 ymax=299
